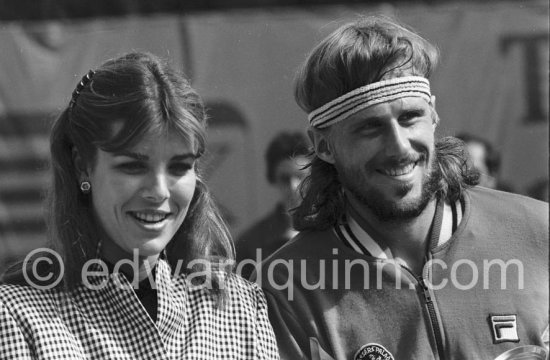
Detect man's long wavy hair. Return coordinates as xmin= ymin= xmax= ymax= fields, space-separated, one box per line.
xmin=3 ymin=52 xmax=234 ymax=302
xmin=292 ymin=16 xmax=479 ymax=231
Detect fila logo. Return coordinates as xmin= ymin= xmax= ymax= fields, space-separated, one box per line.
xmin=490 ymin=314 xmax=520 ymax=343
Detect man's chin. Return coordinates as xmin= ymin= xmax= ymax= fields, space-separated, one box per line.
xmin=375 ymin=198 xmax=431 ymax=222
xmin=342 ymin=162 xmax=439 ymax=222
xmin=372 ymin=182 xmax=419 ymax=204
xmin=353 ymin=187 xmax=432 ymax=222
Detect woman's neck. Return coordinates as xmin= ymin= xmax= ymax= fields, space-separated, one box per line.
xmin=100 ymin=242 xmax=159 ymax=282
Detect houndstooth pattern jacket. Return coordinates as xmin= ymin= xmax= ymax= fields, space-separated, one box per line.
xmin=0 ymin=259 xmax=279 ymax=359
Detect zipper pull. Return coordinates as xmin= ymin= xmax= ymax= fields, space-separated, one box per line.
xmin=418 ymin=278 xmax=432 ymax=303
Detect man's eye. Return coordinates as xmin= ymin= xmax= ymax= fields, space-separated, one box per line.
xmin=400 ymin=111 xmax=421 ymax=122
xmin=356 ymin=123 xmax=382 ymax=135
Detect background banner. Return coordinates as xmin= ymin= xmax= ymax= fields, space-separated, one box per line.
xmin=0 ymin=2 xmax=548 ymax=268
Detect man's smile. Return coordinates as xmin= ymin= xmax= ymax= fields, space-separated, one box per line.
xmin=378 ymin=160 xmax=419 ymax=177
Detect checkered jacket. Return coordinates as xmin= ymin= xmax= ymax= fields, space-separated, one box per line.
xmin=0 ymin=259 xmax=279 ymax=359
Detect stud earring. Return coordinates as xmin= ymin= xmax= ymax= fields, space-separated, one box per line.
xmin=80 ymin=181 xmax=91 ymax=194
xmin=95 ymin=238 xmax=102 ymax=260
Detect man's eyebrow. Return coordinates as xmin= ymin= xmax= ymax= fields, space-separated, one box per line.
xmin=362 ymin=115 xmax=386 ymax=123
xmin=348 ymin=115 xmax=385 ymax=129
xmin=403 ymin=106 xmax=426 ymax=112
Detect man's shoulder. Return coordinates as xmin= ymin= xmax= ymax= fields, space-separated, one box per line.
xmin=468 ymin=186 xmax=548 ymax=214
xmin=254 ymin=229 xmax=337 ymax=299
xmin=237 ymin=214 xmax=272 ymax=243
xmin=236 ymin=207 xmax=285 ymax=245
xmin=466 ymin=186 xmax=548 ymax=231
xmin=261 ymin=228 xmax=336 ymax=263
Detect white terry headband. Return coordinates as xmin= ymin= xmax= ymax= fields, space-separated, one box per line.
xmin=308 ymin=76 xmax=431 ymax=129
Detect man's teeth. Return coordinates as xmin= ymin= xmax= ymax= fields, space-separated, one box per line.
xmin=133 ymin=212 xmax=168 ymax=223
xmin=382 ymin=162 xmax=416 ymax=176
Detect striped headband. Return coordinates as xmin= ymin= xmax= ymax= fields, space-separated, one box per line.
xmin=308 ymin=76 xmax=431 ymax=129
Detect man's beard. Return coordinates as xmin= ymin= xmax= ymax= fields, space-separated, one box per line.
xmin=285 ymin=191 xmax=302 ymax=211
xmin=337 ymin=153 xmax=441 ymax=222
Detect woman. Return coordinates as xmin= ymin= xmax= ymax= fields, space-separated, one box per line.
xmin=0 ymin=52 xmax=279 ymax=359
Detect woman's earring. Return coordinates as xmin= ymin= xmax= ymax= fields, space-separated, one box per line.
xmin=95 ymin=238 xmax=102 ymax=260
xmin=80 ymin=181 xmax=91 ymax=194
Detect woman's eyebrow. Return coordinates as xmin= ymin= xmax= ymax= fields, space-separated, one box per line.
xmin=113 ymin=151 xmax=198 ymax=161
xmin=113 ymin=151 xmax=148 ymax=160
xmin=172 ymin=154 xmax=198 ymax=161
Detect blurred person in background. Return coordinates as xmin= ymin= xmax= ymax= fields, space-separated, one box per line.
xmin=257 ymin=15 xmax=548 ymax=360
xmin=526 ymin=177 xmax=549 ymax=202
xmin=236 ymin=131 xmax=309 ymax=279
xmin=455 ymin=132 xmax=515 ymax=192
xmin=0 ymin=52 xmax=278 ymax=359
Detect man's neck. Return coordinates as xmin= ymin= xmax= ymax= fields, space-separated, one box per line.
xmin=346 ymin=196 xmax=437 ymax=275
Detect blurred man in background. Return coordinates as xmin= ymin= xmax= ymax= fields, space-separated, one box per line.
xmin=236 ymin=131 xmax=309 ymax=279
xmin=455 ymin=132 xmax=515 ymax=192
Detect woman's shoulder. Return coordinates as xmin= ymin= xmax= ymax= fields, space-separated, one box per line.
xmin=219 ymin=272 xmax=259 ymax=293
xmin=0 ymin=281 xmax=47 ymax=300
xmin=0 ymin=257 xmax=65 ymax=309
xmin=224 ymin=271 xmax=263 ymax=293
xmin=182 ymin=270 xmax=265 ymax=309
xmin=223 ymin=272 xmax=267 ymax=309
xmin=0 ymin=281 xmax=59 ymax=319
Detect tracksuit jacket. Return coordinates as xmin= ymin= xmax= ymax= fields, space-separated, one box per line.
xmin=258 ymin=187 xmax=548 ymax=359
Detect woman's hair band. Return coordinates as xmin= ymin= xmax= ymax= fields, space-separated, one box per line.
xmin=69 ymin=69 xmax=96 ymax=110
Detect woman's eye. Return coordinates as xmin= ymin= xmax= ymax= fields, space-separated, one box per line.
xmin=117 ymin=162 xmax=146 ymax=173
xmin=169 ymin=163 xmax=193 ymax=175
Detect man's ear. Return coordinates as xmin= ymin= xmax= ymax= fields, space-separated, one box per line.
xmin=430 ymin=95 xmax=437 ymax=108
xmin=308 ymin=128 xmax=336 ymax=164
xmin=430 ymin=95 xmax=439 ymax=130
xmin=72 ymin=147 xmax=89 ymax=182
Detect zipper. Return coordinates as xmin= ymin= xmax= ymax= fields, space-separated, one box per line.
xmin=418 ymin=276 xmax=445 ymax=359
xmin=339 ymin=198 xmax=449 ymax=358
xmin=401 ymin=266 xmax=445 ymax=359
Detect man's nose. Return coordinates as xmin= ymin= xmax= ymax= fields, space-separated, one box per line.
xmin=384 ymin=122 xmax=410 ymax=157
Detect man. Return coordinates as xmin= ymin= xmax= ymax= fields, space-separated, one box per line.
xmin=236 ymin=131 xmax=309 ymax=279
xmin=455 ymin=132 xmax=514 ymax=192
xmin=257 ymin=16 xmax=548 ymax=360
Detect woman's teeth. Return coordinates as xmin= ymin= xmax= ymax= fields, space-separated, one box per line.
xmin=132 ymin=212 xmax=168 ymax=223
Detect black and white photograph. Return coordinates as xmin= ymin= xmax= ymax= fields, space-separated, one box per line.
xmin=0 ymin=0 xmax=548 ymax=359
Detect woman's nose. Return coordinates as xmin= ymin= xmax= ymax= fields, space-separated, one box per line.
xmin=141 ymin=172 xmax=170 ymax=202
